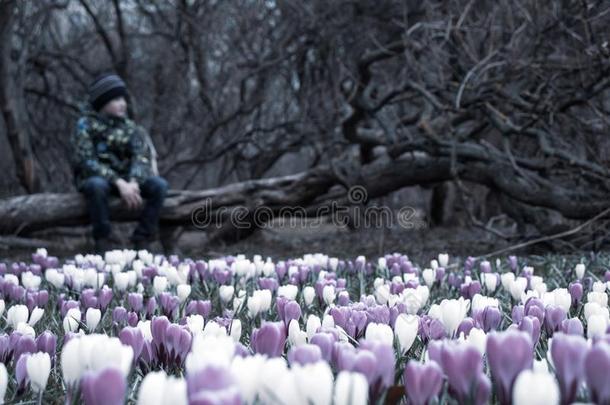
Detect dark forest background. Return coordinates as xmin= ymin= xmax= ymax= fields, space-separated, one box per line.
xmin=1 ymin=0 xmax=610 ymax=257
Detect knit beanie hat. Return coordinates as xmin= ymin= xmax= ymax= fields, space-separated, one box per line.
xmin=88 ymin=74 xmax=128 ymax=111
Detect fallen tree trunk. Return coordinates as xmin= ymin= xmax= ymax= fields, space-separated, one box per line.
xmin=2 ymin=149 xmax=610 ymax=240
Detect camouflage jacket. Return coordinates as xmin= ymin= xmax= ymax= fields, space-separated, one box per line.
xmin=71 ymin=109 xmax=152 ymax=190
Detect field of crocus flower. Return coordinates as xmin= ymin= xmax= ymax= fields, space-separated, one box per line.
xmin=0 ymin=248 xmax=609 ymax=404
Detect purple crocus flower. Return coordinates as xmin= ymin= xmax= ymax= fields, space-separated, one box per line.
xmin=457 ymin=317 xmax=475 ymax=338
xmin=186 ymin=300 xmax=212 ymax=318
xmin=12 ymin=333 xmax=36 ymax=363
xmin=460 ymin=281 xmax=481 ymax=300
xmin=61 ymin=300 xmax=80 ymax=318
xmin=119 ymin=327 xmax=144 ymax=363
xmin=544 ymin=305 xmax=567 ymax=336
xmin=36 ymin=331 xmax=57 ymax=363
xmin=81 ymin=367 xmax=126 ymax=405
xmin=403 ymin=360 xmax=444 ymax=405
xmin=146 ymin=297 xmax=157 ymax=317
xmin=335 ymin=343 xmax=377 ymax=384
xmin=163 ymin=323 xmax=192 ymax=366
xmin=127 ymin=293 xmax=144 ymax=312
xmin=511 ymin=305 xmax=524 ymax=324
xmin=418 ymin=316 xmax=446 ymax=343
xmin=36 ymin=290 xmax=49 ymax=308
xmin=508 ymin=255 xmax=518 ymax=271
xmin=474 ymin=372 xmax=492 ymax=405
xmin=568 ymin=282 xmax=583 ymax=307
xmin=283 ymin=300 xmax=302 ymax=327
xmin=251 ymin=322 xmax=286 ymax=357
xmin=517 ymin=316 xmax=541 ymax=346
xmin=358 ymin=339 xmax=396 ymax=394
xmin=257 ymin=277 xmax=278 ymax=291
xmin=287 ymin=344 xmax=322 ymax=366
xmin=159 ymin=293 xmax=180 ymax=319
xmin=15 ymin=352 xmax=29 ymax=390
xmin=187 ymin=365 xmax=241 ymax=405
xmin=310 ymin=332 xmax=335 ymax=362
xmin=473 ymin=307 xmax=502 ymax=333
xmin=98 ymin=286 xmax=113 ymax=311
xmin=584 ymin=341 xmax=610 ymax=404
xmin=439 ymin=341 xmax=484 ymax=404
xmin=112 ymin=307 xmax=127 ymax=324
xmin=127 ymin=312 xmax=139 ymax=327
xmin=80 ymin=289 xmax=97 ymax=310
xmin=560 ymin=318 xmax=584 ymax=336
xmin=524 ymin=298 xmax=545 ymax=325
xmin=151 ymin=316 xmax=190 ymax=367
xmin=0 ymin=334 xmax=10 ymax=364
xmin=275 ymin=296 xmax=289 ymax=323
xmin=551 ymin=332 xmax=588 ymax=405
xmin=486 ymin=330 xmax=533 ymax=405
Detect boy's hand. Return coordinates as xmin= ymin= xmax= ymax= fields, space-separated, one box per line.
xmin=115 ymin=178 xmax=142 ymax=210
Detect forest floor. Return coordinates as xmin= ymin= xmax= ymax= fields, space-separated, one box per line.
xmin=0 ymin=217 xmax=595 ymax=264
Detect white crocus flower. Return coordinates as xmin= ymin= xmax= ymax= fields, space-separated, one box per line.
xmin=466 ymin=328 xmax=487 ymax=355
xmin=501 ymin=272 xmax=515 ymax=290
xmin=153 ymin=276 xmax=168 ymax=295
xmin=288 ymin=319 xmax=307 ymax=347
xmin=303 ymin=286 xmax=316 ymax=306
xmin=45 ymin=269 xmax=66 ymax=288
xmin=588 ymin=291 xmax=608 ymax=307
xmin=7 ymin=305 xmax=29 ymax=329
xmin=230 ymin=319 xmax=242 ymax=343
xmin=593 ymin=281 xmax=606 ymax=293
xmin=28 ymin=307 xmax=44 ymax=327
xmin=306 ymin=315 xmax=322 ymax=340
xmin=588 ymin=314 xmax=609 ymax=338
xmin=254 ymin=290 xmax=272 ymax=312
xmin=16 ymin=322 xmax=36 ymax=337
xmin=278 ymin=285 xmax=299 ymax=300
xmin=575 ymin=263 xmax=586 ymax=279
xmin=512 ymin=369 xmax=559 ymax=405
xmin=375 ymin=284 xmax=390 ymax=305
xmin=510 ymin=277 xmax=528 ymax=301
xmin=63 ymin=308 xmax=82 ymax=333
xmin=219 ymin=285 xmax=235 ymax=304
xmin=438 ymin=297 xmax=470 ymax=337
xmin=322 ymin=314 xmax=335 ymax=329
xmin=176 ymin=284 xmax=191 ymax=303
xmin=86 ymin=308 xmax=101 ymax=332
xmin=26 ymin=352 xmax=51 ymax=393
xmin=293 ymin=361 xmax=334 ymax=405
xmin=247 ymin=294 xmax=262 ymax=318
xmin=21 ymin=272 xmax=42 ymax=290
xmin=322 ymin=285 xmax=336 ymax=306
xmin=0 ymin=363 xmax=7 ymax=403
xmin=186 ymin=315 xmax=204 ymax=335
xmin=438 ymin=253 xmax=449 ymax=268
xmin=137 ymin=371 xmax=188 ymax=405
xmin=114 ymin=272 xmax=129 ymax=291
xmin=422 ymin=268 xmax=436 ymax=287
xmin=365 ymin=323 xmax=394 ymax=346
xmin=334 ymin=371 xmax=368 ymax=405
xmin=394 ymin=314 xmax=419 ymax=354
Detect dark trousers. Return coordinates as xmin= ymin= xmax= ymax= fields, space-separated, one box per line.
xmin=80 ymin=176 xmax=168 ymax=241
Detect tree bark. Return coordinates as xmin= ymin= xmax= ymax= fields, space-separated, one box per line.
xmin=0 ymin=0 xmax=38 ymax=193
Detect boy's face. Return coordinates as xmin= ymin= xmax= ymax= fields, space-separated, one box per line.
xmin=101 ymin=96 xmax=127 ymax=118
